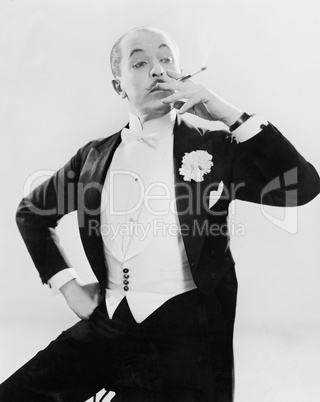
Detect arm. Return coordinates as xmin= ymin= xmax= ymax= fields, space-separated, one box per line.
xmin=16 ymin=142 xmax=92 ymax=283
xmin=16 ymin=140 xmax=102 ymax=318
xmin=158 ymin=71 xmax=320 ymax=206
xmin=229 ymin=123 xmax=320 ymax=206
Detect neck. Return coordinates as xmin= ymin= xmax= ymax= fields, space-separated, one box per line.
xmin=129 ymin=108 xmax=176 ymax=135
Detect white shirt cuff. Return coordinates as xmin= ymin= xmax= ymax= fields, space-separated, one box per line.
xmin=48 ymin=268 xmax=79 ymax=295
xmin=231 ymin=114 xmax=268 ymax=143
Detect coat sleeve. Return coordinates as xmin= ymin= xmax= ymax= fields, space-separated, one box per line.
xmin=229 ymin=123 xmax=320 ymax=206
xmin=16 ymin=141 xmax=94 ymax=284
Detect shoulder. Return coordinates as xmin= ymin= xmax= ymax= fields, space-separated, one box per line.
xmin=91 ymin=131 xmax=122 ymax=149
xmin=71 ymin=130 xmax=122 ymax=170
xmin=78 ymin=130 xmax=122 ymax=155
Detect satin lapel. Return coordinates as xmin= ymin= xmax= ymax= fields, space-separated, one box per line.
xmin=173 ymin=118 xmax=212 ymax=275
xmin=78 ymin=132 xmax=122 ymax=284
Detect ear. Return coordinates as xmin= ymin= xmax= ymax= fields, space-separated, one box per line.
xmin=112 ymin=79 xmax=127 ymax=99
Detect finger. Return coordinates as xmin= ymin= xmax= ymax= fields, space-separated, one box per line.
xmin=166 ymin=70 xmax=184 ymax=80
xmin=157 ymin=81 xmax=186 ymax=91
xmin=173 ymin=101 xmax=197 ymax=116
xmin=162 ymin=91 xmax=187 ymax=104
xmin=162 ymin=86 xmax=197 ymax=104
xmin=177 ymin=95 xmax=201 ymax=115
xmin=158 ymin=79 xmax=198 ymax=95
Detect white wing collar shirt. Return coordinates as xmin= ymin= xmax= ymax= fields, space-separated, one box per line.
xmin=48 ymin=110 xmax=267 ymax=323
xmin=100 ymin=109 xmax=197 ymax=323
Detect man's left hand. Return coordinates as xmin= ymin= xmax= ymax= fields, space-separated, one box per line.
xmin=158 ymin=71 xmax=243 ymax=128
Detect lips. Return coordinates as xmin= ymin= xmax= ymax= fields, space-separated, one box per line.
xmin=149 ymin=80 xmax=167 ymax=93
xmin=149 ymin=85 xmax=171 ymax=94
xmin=149 ymin=85 xmax=162 ymax=93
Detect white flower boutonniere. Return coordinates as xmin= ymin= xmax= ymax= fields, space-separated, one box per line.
xmin=179 ymin=150 xmax=213 ymax=182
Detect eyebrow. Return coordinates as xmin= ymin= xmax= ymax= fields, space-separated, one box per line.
xmin=129 ymin=43 xmax=171 ymax=59
xmin=129 ymin=48 xmax=143 ymax=58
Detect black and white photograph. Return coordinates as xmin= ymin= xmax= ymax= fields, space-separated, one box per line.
xmin=0 ymin=1 xmax=320 ymax=401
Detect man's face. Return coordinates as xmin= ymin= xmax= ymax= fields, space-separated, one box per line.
xmin=116 ymin=29 xmax=181 ymax=119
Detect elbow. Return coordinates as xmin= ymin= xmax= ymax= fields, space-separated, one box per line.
xmin=298 ymin=178 xmax=320 ymax=206
xmin=261 ymin=165 xmax=320 ymax=207
xmin=294 ymin=164 xmax=320 ymax=206
xmin=15 ymin=197 xmax=40 ymax=234
xmin=15 ymin=198 xmax=27 ymax=232
xmin=284 ymin=163 xmax=320 ymax=206
xmin=299 ymin=164 xmax=320 ymax=205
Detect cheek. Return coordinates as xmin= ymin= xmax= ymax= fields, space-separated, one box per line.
xmin=120 ymin=68 xmax=150 ymax=100
xmin=127 ymin=83 xmax=142 ymax=100
xmin=128 ymin=79 xmax=147 ymax=98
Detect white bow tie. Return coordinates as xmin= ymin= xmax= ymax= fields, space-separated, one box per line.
xmin=121 ymin=128 xmax=162 ymax=149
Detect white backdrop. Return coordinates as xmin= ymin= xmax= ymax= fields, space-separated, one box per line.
xmin=1 ymin=1 xmax=320 ymax=401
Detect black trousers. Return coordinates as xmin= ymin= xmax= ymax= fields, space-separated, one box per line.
xmin=0 ymin=289 xmax=232 ymax=402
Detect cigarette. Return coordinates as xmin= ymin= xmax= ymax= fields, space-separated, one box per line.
xmin=176 ymin=66 xmax=207 ymax=82
xmin=150 ymin=66 xmax=207 ymax=93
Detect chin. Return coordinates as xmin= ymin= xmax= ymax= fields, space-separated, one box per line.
xmin=140 ymin=102 xmax=172 ymax=120
xmin=151 ymin=101 xmax=172 ymax=114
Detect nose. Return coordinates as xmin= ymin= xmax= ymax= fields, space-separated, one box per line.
xmin=150 ymin=63 xmax=164 ymax=78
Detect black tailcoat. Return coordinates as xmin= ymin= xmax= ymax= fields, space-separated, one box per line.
xmin=15 ymin=118 xmax=320 ymax=399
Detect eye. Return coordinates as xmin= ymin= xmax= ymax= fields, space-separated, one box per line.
xmin=132 ymin=61 xmax=147 ymax=69
xmin=160 ymin=57 xmax=172 ymax=64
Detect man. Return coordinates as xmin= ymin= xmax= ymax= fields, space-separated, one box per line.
xmin=0 ymin=26 xmax=319 ymax=401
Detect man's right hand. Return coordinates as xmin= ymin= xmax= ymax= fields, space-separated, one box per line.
xmin=60 ymin=279 xmax=102 ymax=320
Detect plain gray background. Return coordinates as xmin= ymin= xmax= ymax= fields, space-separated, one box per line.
xmin=1 ymin=1 xmax=320 ymax=400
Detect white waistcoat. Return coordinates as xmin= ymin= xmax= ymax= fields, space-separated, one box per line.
xmin=100 ymin=111 xmax=197 ymax=323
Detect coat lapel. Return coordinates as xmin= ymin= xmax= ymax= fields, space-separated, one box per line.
xmin=78 ymin=131 xmax=122 ymax=285
xmin=173 ymin=118 xmax=213 ymax=275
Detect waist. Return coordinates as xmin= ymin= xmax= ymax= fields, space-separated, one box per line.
xmin=106 ymin=256 xmax=196 ymax=295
